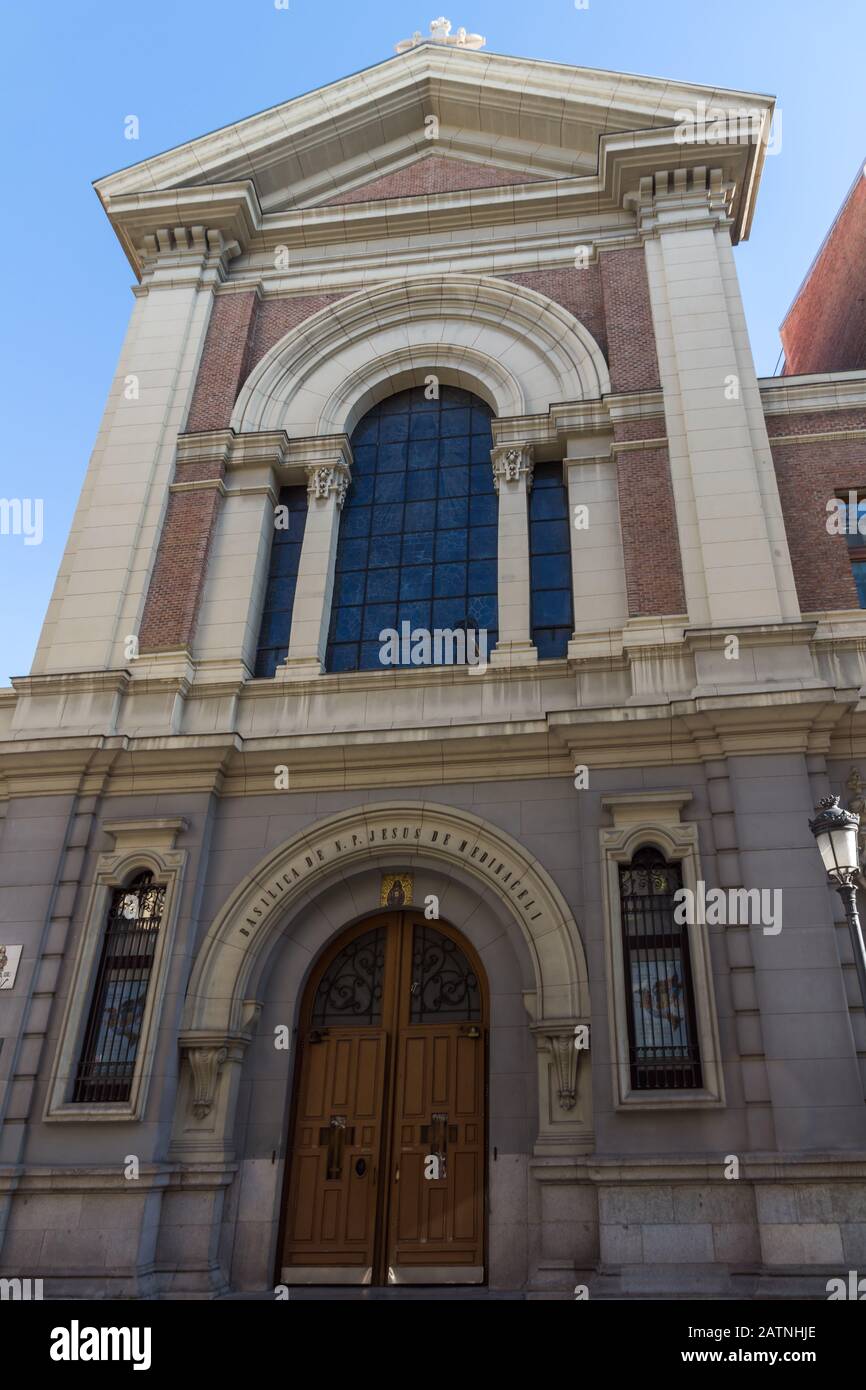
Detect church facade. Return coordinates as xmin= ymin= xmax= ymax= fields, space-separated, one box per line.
xmin=1 ymin=30 xmax=865 ymax=1299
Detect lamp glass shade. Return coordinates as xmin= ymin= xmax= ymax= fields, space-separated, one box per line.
xmin=815 ymin=823 xmax=860 ymax=875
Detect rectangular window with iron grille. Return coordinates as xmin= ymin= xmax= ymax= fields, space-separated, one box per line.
xmin=73 ymin=872 xmax=165 ymax=1103
xmin=618 ymin=847 xmax=703 ymax=1090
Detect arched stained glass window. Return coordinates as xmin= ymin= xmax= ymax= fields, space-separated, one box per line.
xmin=529 ymin=462 xmax=573 ymax=659
xmin=326 ymin=385 xmax=499 ymax=672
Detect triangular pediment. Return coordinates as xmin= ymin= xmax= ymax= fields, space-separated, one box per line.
xmin=312 ymin=153 xmax=546 ymax=208
xmin=94 ymin=44 xmax=776 ymax=267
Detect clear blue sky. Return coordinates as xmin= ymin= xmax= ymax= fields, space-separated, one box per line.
xmin=1 ymin=0 xmax=864 ymax=685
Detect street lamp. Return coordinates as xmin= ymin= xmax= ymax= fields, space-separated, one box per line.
xmin=809 ymin=795 xmax=866 ymax=1010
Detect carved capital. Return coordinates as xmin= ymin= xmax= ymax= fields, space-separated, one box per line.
xmin=492 ymin=444 xmax=534 ymax=493
xmin=187 ymin=1045 xmax=228 ymax=1119
xmin=532 ymin=1021 xmax=590 ymax=1112
xmin=306 ymin=461 xmax=351 ymax=509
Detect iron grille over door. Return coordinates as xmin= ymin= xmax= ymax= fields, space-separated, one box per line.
xmin=73 ymin=872 xmax=165 ymax=1103
xmin=618 ymin=847 xmax=702 ymax=1090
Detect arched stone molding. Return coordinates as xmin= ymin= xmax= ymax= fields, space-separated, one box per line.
xmin=172 ymin=802 xmax=592 ymax=1173
xmin=184 ymin=801 xmax=588 ymax=1034
xmin=230 ymin=275 xmax=611 ymax=437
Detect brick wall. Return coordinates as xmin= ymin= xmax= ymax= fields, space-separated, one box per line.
xmin=613 ymin=417 xmax=686 ymax=617
xmin=767 ymin=408 xmax=866 ymax=612
xmin=185 ymin=292 xmax=258 ymax=433
xmin=138 ymin=485 xmax=225 ymax=652
xmin=321 ymin=155 xmax=544 ymax=206
xmin=599 ymin=248 xmax=661 ymax=393
xmin=505 ymin=267 xmax=608 ymax=358
xmin=782 ymin=171 xmax=866 ymax=375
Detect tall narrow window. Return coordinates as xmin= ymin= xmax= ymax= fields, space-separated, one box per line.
xmin=73 ymin=872 xmax=165 ymax=1103
xmin=254 ymin=484 xmax=309 ymax=677
xmin=839 ymin=494 xmax=866 ymax=607
xmin=529 ymin=462 xmax=573 ymax=658
xmin=326 ymin=385 xmax=498 ymax=671
xmin=618 ymin=847 xmax=702 ymax=1091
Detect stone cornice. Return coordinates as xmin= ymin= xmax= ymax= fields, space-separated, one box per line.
xmin=758 ymin=371 xmax=866 ymax=415
xmin=3 ymin=688 xmax=866 ymax=798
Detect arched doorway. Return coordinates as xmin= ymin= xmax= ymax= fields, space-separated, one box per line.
xmin=278 ymin=910 xmax=488 ymax=1286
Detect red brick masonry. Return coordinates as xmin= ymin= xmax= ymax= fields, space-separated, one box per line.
xmin=320 ymin=155 xmax=544 ymax=206
xmin=782 ymin=170 xmax=866 ymax=375
xmin=612 ymin=417 xmax=687 ymax=617
xmin=767 ymin=409 xmax=865 ymax=612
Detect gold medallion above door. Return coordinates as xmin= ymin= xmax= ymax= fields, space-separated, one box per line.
xmin=280 ymin=911 xmax=487 ymax=1286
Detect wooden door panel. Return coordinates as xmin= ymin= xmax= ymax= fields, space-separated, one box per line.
xmin=388 ymin=1025 xmax=485 ymax=1278
xmin=282 ymin=1028 xmax=387 ymax=1276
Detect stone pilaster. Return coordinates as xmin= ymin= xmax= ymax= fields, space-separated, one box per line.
xmin=279 ymin=441 xmax=353 ymax=679
xmin=490 ymin=445 xmax=538 ymax=668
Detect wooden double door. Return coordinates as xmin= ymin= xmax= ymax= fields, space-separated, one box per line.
xmin=280 ymin=912 xmax=486 ymax=1285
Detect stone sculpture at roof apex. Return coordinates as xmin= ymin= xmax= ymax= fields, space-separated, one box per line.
xmin=394 ymin=18 xmax=486 ymax=53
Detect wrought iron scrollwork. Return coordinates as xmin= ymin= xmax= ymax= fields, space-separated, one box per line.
xmin=311 ymin=926 xmax=386 ymax=1026
xmin=410 ymin=924 xmax=481 ymax=1023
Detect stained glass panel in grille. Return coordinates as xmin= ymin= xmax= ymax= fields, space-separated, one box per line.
xmin=618 ymin=847 xmax=702 ymax=1090
xmin=73 ymin=872 xmax=165 ymax=1103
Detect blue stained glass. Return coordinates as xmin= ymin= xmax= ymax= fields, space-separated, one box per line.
xmin=326 ymin=385 xmax=498 ymax=671
xmin=437 ymin=497 xmax=469 ymax=529
xmin=400 ymin=565 xmax=433 ymax=600
xmin=436 ymin=529 xmax=467 ymax=562
xmin=352 ymin=418 xmax=378 ymax=445
xmin=379 ymin=414 xmax=410 ymax=442
xmin=404 ymin=500 xmax=436 ymax=533
xmin=468 ymin=559 xmax=497 ymax=593
xmin=377 ymin=442 xmax=407 ymax=472
xmin=469 ymin=525 xmax=497 ymax=559
xmin=366 ymin=568 xmax=399 ymax=601
xmin=404 ymin=532 xmax=434 ymax=564
xmin=377 ymin=504 xmax=404 ymax=533
xmin=334 ymin=570 xmax=366 ymax=605
xmin=398 ymin=601 xmax=432 ymax=631
xmin=336 ymin=538 xmax=368 ymax=571
xmin=330 ymin=644 xmax=358 ymax=672
xmin=434 ymin=563 xmax=467 ymax=597
xmin=469 ymin=495 xmax=496 ymax=527
xmin=440 ymin=466 xmax=470 ymax=497
xmin=471 ymin=435 xmax=492 ymax=464
xmin=530 ymin=518 xmax=570 ymax=554
xmin=440 ymin=408 xmax=471 ymax=436
xmin=368 ymin=535 xmax=402 ymax=569
xmin=854 ymin=562 xmax=866 ymax=608
xmin=253 ymin=486 xmax=308 ymax=676
xmin=406 ymin=468 xmax=437 ymax=500
xmin=265 ymin=576 xmax=296 ymax=609
xmin=531 ymin=553 xmax=571 ymax=590
xmin=334 ymin=606 xmax=363 ymax=641
xmin=529 ymin=462 xmax=572 ymax=659
xmin=409 ymin=414 xmax=439 ymax=440
xmin=363 ymin=604 xmax=397 ymax=640
xmin=374 ymin=472 xmax=406 ymax=504
xmin=408 ymin=439 xmax=439 ymax=468
xmin=533 ymin=589 xmax=572 ymax=626
xmin=270 ymin=541 xmax=303 ymax=577
xmin=440 ymin=436 xmax=471 ymax=466
xmin=342 ymin=506 xmax=372 ymax=538
xmin=350 ymin=474 xmax=375 ymax=505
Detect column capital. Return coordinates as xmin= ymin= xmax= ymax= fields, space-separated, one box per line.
xmin=305 ymin=460 xmax=351 ymax=509
xmin=491 ymin=443 xmax=534 ymax=493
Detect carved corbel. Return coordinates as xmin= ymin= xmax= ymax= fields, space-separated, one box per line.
xmin=532 ymin=1022 xmax=590 ymax=1112
xmin=187 ymin=1045 xmax=228 ymax=1119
